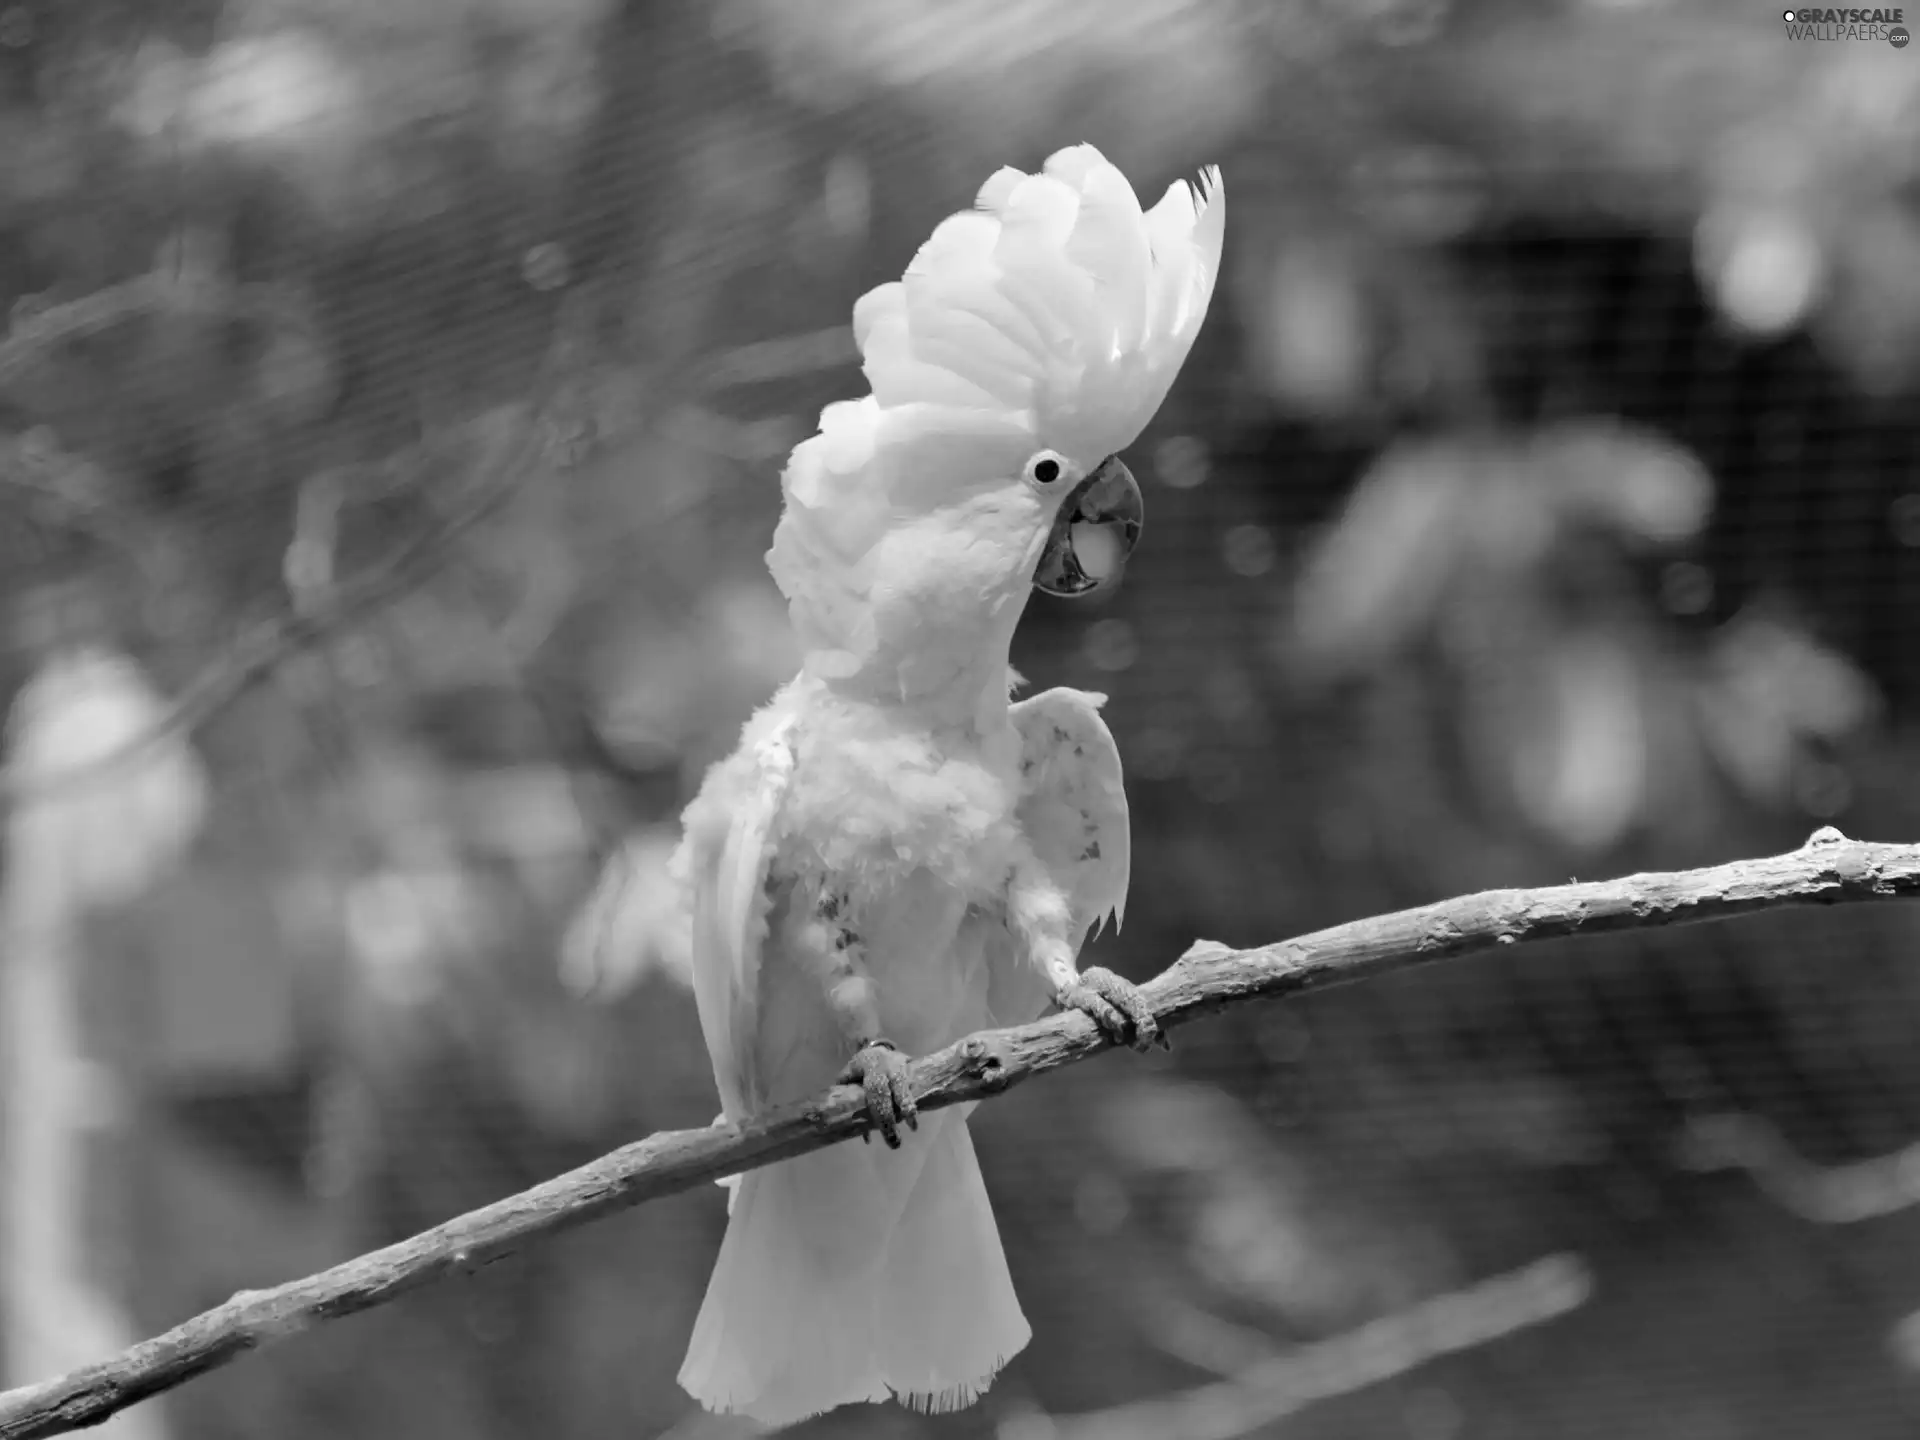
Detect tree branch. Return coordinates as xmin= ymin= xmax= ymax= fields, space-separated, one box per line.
xmin=1017 ymin=1252 xmax=1592 ymax=1440
xmin=0 ymin=388 xmax=551 ymax=815
xmin=1677 ymin=1112 xmax=1920 ymax=1225
xmin=1 ymin=826 xmax=1914 ymax=1438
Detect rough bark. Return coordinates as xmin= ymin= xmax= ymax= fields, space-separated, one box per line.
xmin=0 ymin=826 xmax=1911 ymax=1438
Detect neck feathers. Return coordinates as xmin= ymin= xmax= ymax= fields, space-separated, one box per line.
xmin=811 ymin=581 xmax=1028 ymax=736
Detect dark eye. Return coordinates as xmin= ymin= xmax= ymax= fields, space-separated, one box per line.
xmin=1026 ymin=452 xmax=1066 ymax=487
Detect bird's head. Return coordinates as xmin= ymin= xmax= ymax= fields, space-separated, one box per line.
xmin=767 ymin=144 xmax=1224 ymax=704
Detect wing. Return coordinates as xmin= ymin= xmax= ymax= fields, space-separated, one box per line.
xmin=677 ymin=707 xmax=797 ymax=1121
xmin=986 ymin=686 xmax=1131 ymax=1025
xmin=1011 ymin=686 xmax=1131 ymax=936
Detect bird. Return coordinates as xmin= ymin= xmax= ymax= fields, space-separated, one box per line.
xmin=673 ymin=141 xmax=1224 ymax=1426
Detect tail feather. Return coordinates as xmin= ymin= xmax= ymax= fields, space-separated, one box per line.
xmin=678 ymin=1110 xmax=1030 ymax=1426
xmin=873 ymin=1112 xmax=1031 ymax=1412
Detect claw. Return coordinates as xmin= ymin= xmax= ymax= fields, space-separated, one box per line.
xmin=838 ymin=1039 xmax=919 ymax=1149
xmin=1055 ymin=966 xmax=1167 ymax=1053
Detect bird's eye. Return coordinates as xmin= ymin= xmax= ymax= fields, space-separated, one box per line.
xmin=1025 ymin=452 xmax=1068 ymax=488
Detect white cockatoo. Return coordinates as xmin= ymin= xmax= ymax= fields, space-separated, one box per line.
xmin=674 ymin=143 xmax=1224 ymax=1425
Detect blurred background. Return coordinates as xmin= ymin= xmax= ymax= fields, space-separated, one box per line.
xmin=3 ymin=1 xmax=1920 ymax=1436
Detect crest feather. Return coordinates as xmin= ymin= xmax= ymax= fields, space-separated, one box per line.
xmin=767 ymin=145 xmax=1225 ymax=664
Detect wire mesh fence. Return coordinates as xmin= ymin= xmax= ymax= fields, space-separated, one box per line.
xmin=4 ymin=1 xmax=1920 ymax=1437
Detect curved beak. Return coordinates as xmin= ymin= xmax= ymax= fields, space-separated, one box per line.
xmin=1034 ymin=455 xmax=1145 ymax=598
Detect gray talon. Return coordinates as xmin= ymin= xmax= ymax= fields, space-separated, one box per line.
xmin=1058 ymin=966 xmax=1166 ymax=1053
xmin=838 ymin=1039 xmax=918 ymax=1148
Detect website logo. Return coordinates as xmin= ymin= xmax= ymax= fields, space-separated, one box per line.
xmin=1782 ymin=8 xmax=1910 ymax=43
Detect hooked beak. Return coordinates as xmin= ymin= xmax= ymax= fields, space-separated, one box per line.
xmin=1034 ymin=455 xmax=1145 ymax=598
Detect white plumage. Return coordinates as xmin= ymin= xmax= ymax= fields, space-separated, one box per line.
xmin=770 ymin=142 xmax=1222 ymax=675
xmin=675 ymin=143 xmax=1222 ymax=1426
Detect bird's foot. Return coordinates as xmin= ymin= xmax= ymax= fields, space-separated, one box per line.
xmin=838 ymin=1039 xmax=918 ymax=1149
xmin=1055 ymin=966 xmax=1168 ymax=1052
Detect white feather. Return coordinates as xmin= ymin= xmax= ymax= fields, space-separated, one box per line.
xmin=679 ymin=148 xmax=1217 ymax=1428
xmin=768 ymin=144 xmax=1225 ymax=667
xmin=678 ymin=681 xmax=1036 ymax=1425
xmin=1010 ymin=686 xmax=1131 ymax=937
xmin=680 ymin=711 xmax=796 ymax=1118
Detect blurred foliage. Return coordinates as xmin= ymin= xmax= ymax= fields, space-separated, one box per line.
xmin=6 ymin=0 xmax=1920 ymax=1437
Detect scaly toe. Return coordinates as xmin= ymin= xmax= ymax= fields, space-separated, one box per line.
xmin=1059 ymin=966 xmax=1165 ymax=1052
xmin=838 ymin=1040 xmax=918 ymax=1148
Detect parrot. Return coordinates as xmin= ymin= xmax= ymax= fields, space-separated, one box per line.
xmin=673 ymin=142 xmax=1224 ymax=1426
